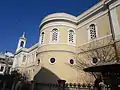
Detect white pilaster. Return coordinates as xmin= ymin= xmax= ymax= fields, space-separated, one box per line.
xmin=110 ymin=7 xmax=120 ymax=40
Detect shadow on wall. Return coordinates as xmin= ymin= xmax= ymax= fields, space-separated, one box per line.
xmin=33 ymin=67 xmax=60 ymax=84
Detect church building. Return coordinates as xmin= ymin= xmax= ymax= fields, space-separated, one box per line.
xmin=12 ymin=0 xmax=120 ymax=84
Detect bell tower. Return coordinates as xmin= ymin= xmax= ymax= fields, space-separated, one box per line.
xmin=16 ymin=32 xmax=27 ymax=52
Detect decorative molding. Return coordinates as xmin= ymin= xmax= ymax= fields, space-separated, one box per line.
xmin=77 ymin=1 xmax=105 ymax=22
xmin=40 ymin=0 xmax=118 ymax=30
xmin=49 ymin=28 xmax=59 ymax=44
xmin=67 ymin=29 xmax=76 ymax=45
xmin=41 ymin=23 xmax=77 ymax=31
xmin=38 ymin=43 xmax=76 ymax=48
xmin=78 ymin=34 xmax=112 ymax=47
xmin=15 ymin=43 xmax=38 ymax=55
xmin=109 ymin=0 xmax=120 ymax=10
xmin=87 ymin=23 xmax=98 ymax=41
xmin=77 ymin=10 xmax=108 ymax=29
xmin=40 ymin=19 xmax=77 ymax=29
xmin=37 ymin=49 xmax=76 ymax=55
xmin=40 ymin=13 xmax=77 ymax=28
xmin=110 ymin=3 xmax=120 ymax=40
xmin=68 ymin=58 xmax=76 ymax=65
xmin=49 ymin=57 xmax=56 ymax=65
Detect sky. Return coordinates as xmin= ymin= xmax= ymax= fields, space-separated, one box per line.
xmin=0 ymin=0 xmax=99 ymax=53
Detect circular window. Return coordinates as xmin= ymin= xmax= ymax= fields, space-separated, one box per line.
xmin=50 ymin=58 xmax=55 ymax=63
xmin=70 ymin=59 xmax=74 ymax=64
xmin=92 ymin=57 xmax=98 ymax=64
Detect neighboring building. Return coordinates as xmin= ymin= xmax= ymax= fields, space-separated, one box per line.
xmin=0 ymin=52 xmax=14 ymax=75
xmin=12 ymin=0 xmax=120 ymax=84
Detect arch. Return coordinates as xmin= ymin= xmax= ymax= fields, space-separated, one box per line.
xmin=68 ymin=29 xmax=76 ymax=44
xmin=20 ymin=41 xmax=24 ymax=47
xmin=40 ymin=32 xmax=45 ymax=44
xmin=50 ymin=28 xmax=59 ymax=43
xmin=88 ymin=23 xmax=98 ymax=40
xmin=33 ymin=67 xmax=60 ymax=84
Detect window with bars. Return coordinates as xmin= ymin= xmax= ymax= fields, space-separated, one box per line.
xmin=51 ymin=28 xmax=58 ymax=42
xmin=89 ymin=24 xmax=97 ymax=40
xmin=68 ymin=30 xmax=75 ymax=43
xmin=41 ymin=32 xmax=44 ymax=44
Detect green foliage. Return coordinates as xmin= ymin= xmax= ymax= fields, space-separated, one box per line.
xmin=11 ymin=70 xmax=28 ymax=82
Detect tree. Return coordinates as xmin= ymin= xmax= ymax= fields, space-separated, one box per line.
xmin=71 ymin=36 xmax=120 ymax=79
xmin=11 ymin=70 xmax=29 ymax=90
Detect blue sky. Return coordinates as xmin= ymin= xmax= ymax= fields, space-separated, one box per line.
xmin=0 ymin=0 xmax=99 ymax=53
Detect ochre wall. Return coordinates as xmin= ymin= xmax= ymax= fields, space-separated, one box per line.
xmin=116 ymin=5 xmax=120 ymax=28
xmin=77 ymin=13 xmax=111 ymax=47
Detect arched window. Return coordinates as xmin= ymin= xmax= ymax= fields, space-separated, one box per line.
xmin=41 ymin=32 xmax=44 ymax=44
xmin=51 ymin=28 xmax=58 ymax=42
xmin=20 ymin=41 xmax=24 ymax=47
xmin=23 ymin=55 xmax=26 ymax=62
xmin=89 ymin=24 xmax=97 ymax=40
xmin=68 ymin=30 xmax=75 ymax=43
xmin=37 ymin=59 xmax=40 ymax=65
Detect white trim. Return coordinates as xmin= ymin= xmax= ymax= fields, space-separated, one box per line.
xmin=37 ymin=46 xmax=76 ymax=54
xmin=40 ymin=13 xmax=77 ymax=27
xmin=68 ymin=58 xmax=76 ymax=65
xmin=87 ymin=23 xmax=98 ymax=41
xmin=77 ymin=1 xmax=104 ymax=22
xmin=78 ymin=34 xmax=112 ymax=47
xmin=16 ymin=43 xmax=38 ymax=54
xmin=39 ymin=33 xmax=42 ymax=44
xmin=67 ymin=29 xmax=76 ymax=45
xmin=49 ymin=57 xmax=56 ymax=65
xmin=16 ymin=37 xmax=26 ymax=52
xmin=39 ymin=0 xmax=120 ymax=30
xmin=90 ymin=57 xmax=100 ymax=65
xmin=77 ymin=10 xmax=108 ymax=29
xmin=104 ymin=0 xmax=112 ymax=5
xmin=41 ymin=23 xmax=77 ymax=31
xmin=77 ymin=0 xmax=119 ymax=23
xmin=39 ymin=43 xmax=76 ymax=47
xmin=49 ymin=28 xmax=59 ymax=44
xmin=39 ymin=32 xmax=45 ymax=44
xmin=110 ymin=6 xmax=120 ymax=40
xmin=109 ymin=0 xmax=120 ymax=10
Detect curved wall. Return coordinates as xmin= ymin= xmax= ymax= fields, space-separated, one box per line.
xmin=37 ymin=13 xmax=79 ymax=83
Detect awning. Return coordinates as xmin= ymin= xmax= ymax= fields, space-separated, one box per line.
xmin=83 ymin=62 xmax=120 ymax=72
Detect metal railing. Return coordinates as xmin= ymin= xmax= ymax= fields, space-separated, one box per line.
xmin=34 ymin=83 xmax=111 ymax=90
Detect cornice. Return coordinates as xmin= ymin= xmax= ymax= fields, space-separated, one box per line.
xmin=15 ymin=43 xmax=39 ymax=55
xmin=41 ymin=23 xmax=77 ymax=31
xmin=36 ymin=43 xmax=77 ymax=55
xmin=37 ymin=49 xmax=76 ymax=55
xmin=39 ymin=0 xmax=117 ymax=29
xmin=40 ymin=19 xmax=77 ymax=29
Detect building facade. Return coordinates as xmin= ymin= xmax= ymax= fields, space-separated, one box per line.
xmin=12 ymin=0 xmax=120 ymax=84
xmin=0 ymin=52 xmax=14 ymax=75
